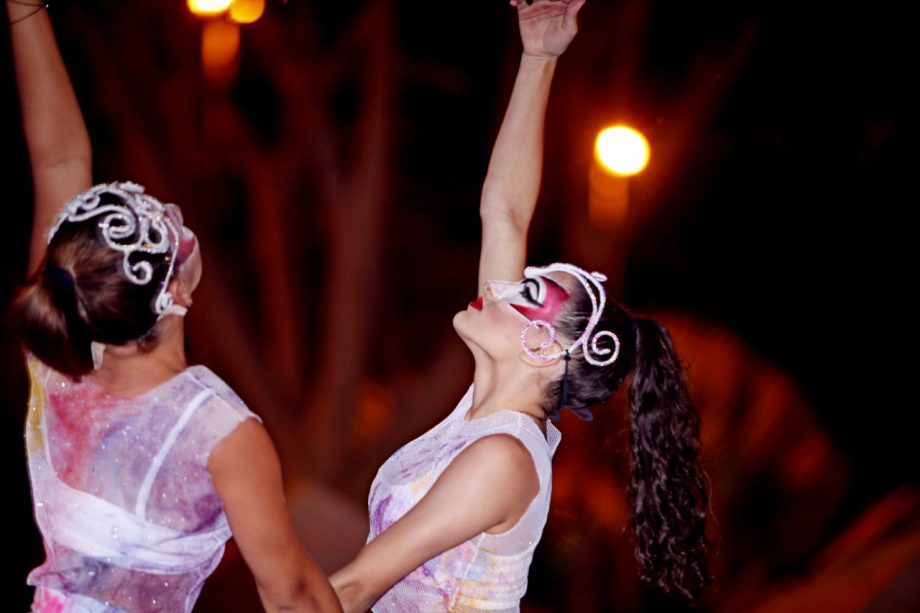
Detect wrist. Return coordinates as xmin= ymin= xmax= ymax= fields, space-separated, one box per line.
xmin=8 ymin=0 xmax=50 ymax=25
xmin=521 ymin=51 xmax=560 ymax=62
xmin=520 ymin=53 xmax=559 ymax=71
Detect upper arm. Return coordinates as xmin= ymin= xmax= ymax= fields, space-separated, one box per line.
xmin=331 ymin=434 xmax=539 ymax=609
xmin=209 ymin=418 xmax=341 ymax=612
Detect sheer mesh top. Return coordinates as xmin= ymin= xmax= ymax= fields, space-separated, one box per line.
xmin=25 ymin=356 xmax=258 ymax=612
xmin=367 ymin=385 xmax=561 ymax=612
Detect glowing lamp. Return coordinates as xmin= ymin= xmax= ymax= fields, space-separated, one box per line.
xmin=229 ymin=0 xmax=265 ymax=24
xmin=595 ymin=126 xmax=650 ymax=176
xmin=201 ymin=20 xmax=240 ymax=83
xmin=187 ymin=0 xmax=232 ymax=17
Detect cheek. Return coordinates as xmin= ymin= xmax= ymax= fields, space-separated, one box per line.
xmin=177 ymin=242 xmax=203 ymax=290
xmin=175 ymin=228 xmax=198 ymax=265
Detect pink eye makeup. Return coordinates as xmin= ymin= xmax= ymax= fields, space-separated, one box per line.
xmin=483 ymin=276 xmax=570 ymax=323
xmin=510 ymin=276 xmax=570 ymax=322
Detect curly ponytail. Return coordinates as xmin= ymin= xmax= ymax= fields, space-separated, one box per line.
xmin=628 ymin=317 xmax=711 ymax=599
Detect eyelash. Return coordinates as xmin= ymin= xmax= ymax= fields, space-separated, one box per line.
xmin=520 ymin=279 xmax=541 ymax=305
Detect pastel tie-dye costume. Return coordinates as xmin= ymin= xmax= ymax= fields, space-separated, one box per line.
xmin=24 ymin=356 xmax=259 ymax=612
xmin=367 ymin=386 xmax=561 ymax=612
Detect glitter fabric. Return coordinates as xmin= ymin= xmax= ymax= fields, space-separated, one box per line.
xmin=24 ymin=356 xmax=260 ymax=612
xmin=367 ymin=386 xmax=561 ymax=612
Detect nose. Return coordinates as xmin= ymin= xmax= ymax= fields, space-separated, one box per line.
xmin=483 ymin=281 xmax=500 ymax=302
xmin=483 ymin=280 xmax=515 ymax=303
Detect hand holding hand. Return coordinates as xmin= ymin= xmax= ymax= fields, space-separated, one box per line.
xmin=511 ymin=0 xmax=586 ymax=58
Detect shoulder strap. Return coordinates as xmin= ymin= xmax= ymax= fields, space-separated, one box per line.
xmin=135 ymin=387 xmax=214 ymax=518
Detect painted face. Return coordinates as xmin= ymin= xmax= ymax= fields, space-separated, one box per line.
xmin=164 ymin=203 xmax=198 ymax=267
xmin=487 ymin=275 xmax=570 ymax=323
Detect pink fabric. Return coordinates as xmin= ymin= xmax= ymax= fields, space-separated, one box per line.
xmin=367 ymin=386 xmax=561 ymax=612
xmin=26 ymin=357 xmax=258 ymax=612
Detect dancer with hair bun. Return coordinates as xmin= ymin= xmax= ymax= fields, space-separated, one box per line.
xmin=331 ymin=1 xmax=712 ymax=610
xmin=7 ymin=3 xmax=340 ymax=611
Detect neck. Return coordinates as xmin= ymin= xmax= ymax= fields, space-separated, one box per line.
xmin=89 ymin=317 xmax=188 ymax=397
xmin=468 ymin=349 xmax=548 ymax=422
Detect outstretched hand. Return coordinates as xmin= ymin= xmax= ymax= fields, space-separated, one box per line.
xmin=512 ymin=0 xmax=586 ymax=58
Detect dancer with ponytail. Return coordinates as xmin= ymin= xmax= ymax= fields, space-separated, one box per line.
xmin=6 ymin=3 xmax=340 ymax=611
xmin=331 ymin=1 xmax=711 ymax=610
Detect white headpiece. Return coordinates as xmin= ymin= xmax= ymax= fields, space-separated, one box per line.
xmin=47 ymin=181 xmax=181 ymax=317
xmin=520 ymin=262 xmax=621 ymax=366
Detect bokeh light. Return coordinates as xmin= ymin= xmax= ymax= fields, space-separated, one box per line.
xmin=201 ymin=19 xmax=240 ymax=83
xmin=595 ymin=125 xmax=650 ymax=176
xmin=187 ymin=0 xmax=232 ymax=17
xmin=229 ymin=0 xmax=265 ymax=24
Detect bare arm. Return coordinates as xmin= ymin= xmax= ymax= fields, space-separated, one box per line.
xmin=7 ymin=2 xmax=93 ymax=271
xmin=478 ymin=0 xmax=584 ymax=293
xmin=330 ymin=435 xmax=539 ymax=613
xmin=209 ymin=420 xmax=343 ymax=612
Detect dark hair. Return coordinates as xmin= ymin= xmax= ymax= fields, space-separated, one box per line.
xmin=10 ymin=207 xmax=171 ymax=378
xmin=542 ymin=283 xmax=712 ymax=599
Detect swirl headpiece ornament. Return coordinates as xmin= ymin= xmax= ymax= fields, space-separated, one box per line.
xmin=47 ymin=181 xmax=180 ymax=316
xmin=519 ymin=262 xmax=621 ymax=367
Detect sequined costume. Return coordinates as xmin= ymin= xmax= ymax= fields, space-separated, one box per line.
xmin=367 ymin=386 xmax=561 ymax=612
xmin=25 ymin=356 xmax=259 ymax=612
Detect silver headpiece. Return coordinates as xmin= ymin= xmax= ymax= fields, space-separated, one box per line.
xmin=520 ymin=262 xmax=621 ymax=366
xmin=47 ymin=181 xmax=180 ymax=316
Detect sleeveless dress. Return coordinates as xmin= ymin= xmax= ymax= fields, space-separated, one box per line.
xmin=367 ymin=385 xmax=562 ymax=612
xmin=24 ymin=356 xmax=259 ymax=613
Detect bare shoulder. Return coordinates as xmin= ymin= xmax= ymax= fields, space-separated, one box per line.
xmin=448 ymin=433 xmax=538 ymax=488
xmin=208 ymin=418 xmax=275 ymax=476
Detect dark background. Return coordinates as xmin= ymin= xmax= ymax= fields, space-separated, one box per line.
xmin=2 ymin=0 xmax=914 ymax=610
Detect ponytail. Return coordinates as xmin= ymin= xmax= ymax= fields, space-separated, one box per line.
xmin=10 ymin=213 xmax=169 ymax=378
xmin=10 ymin=264 xmax=94 ymax=377
xmin=627 ymin=317 xmax=711 ymax=599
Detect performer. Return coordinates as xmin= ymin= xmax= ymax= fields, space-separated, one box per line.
xmin=6 ymin=3 xmax=341 ymax=611
xmin=330 ymin=1 xmax=711 ymax=610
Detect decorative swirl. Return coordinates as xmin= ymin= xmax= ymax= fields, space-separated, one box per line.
xmin=520 ymin=319 xmax=558 ymax=361
xmin=47 ymin=182 xmax=180 ymax=316
xmin=521 ymin=262 xmax=621 ymax=367
xmin=586 ymin=329 xmax=621 ymax=366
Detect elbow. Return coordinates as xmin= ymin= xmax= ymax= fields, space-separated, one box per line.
xmin=480 ymin=203 xmax=530 ymax=236
xmin=32 ymin=151 xmax=92 ymax=183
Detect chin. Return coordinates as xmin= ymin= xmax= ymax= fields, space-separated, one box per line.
xmin=452 ymin=310 xmax=469 ymax=337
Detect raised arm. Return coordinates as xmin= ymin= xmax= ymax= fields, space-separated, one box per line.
xmin=209 ymin=420 xmax=343 ymax=612
xmin=477 ymin=0 xmax=584 ymax=293
xmin=329 ymin=435 xmax=539 ymax=612
xmin=7 ymin=2 xmax=93 ymax=272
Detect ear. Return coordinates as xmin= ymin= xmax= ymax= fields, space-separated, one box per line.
xmin=520 ymin=320 xmax=567 ymax=367
xmin=520 ymin=339 xmax=566 ymax=369
xmin=168 ymin=277 xmax=192 ymax=307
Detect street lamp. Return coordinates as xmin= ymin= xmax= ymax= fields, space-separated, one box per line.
xmin=589 ymin=124 xmax=650 ymax=228
xmin=188 ymin=0 xmax=266 ymax=84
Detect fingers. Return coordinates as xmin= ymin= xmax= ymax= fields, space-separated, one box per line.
xmin=564 ymin=0 xmax=586 ymax=29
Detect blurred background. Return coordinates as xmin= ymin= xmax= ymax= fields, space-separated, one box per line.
xmin=1 ymin=0 xmax=915 ymax=611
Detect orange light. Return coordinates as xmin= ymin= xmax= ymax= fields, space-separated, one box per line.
xmin=187 ymin=0 xmax=232 ymax=17
xmin=595 ymin=125 xmax=650 ymax=176
xmin=201 ymin=20 xmax=240 ymax=84
xmin=229 ymin=0 xmax=265 ymax=24
xmin=588 ymin=164 xmax=629 ymax=228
